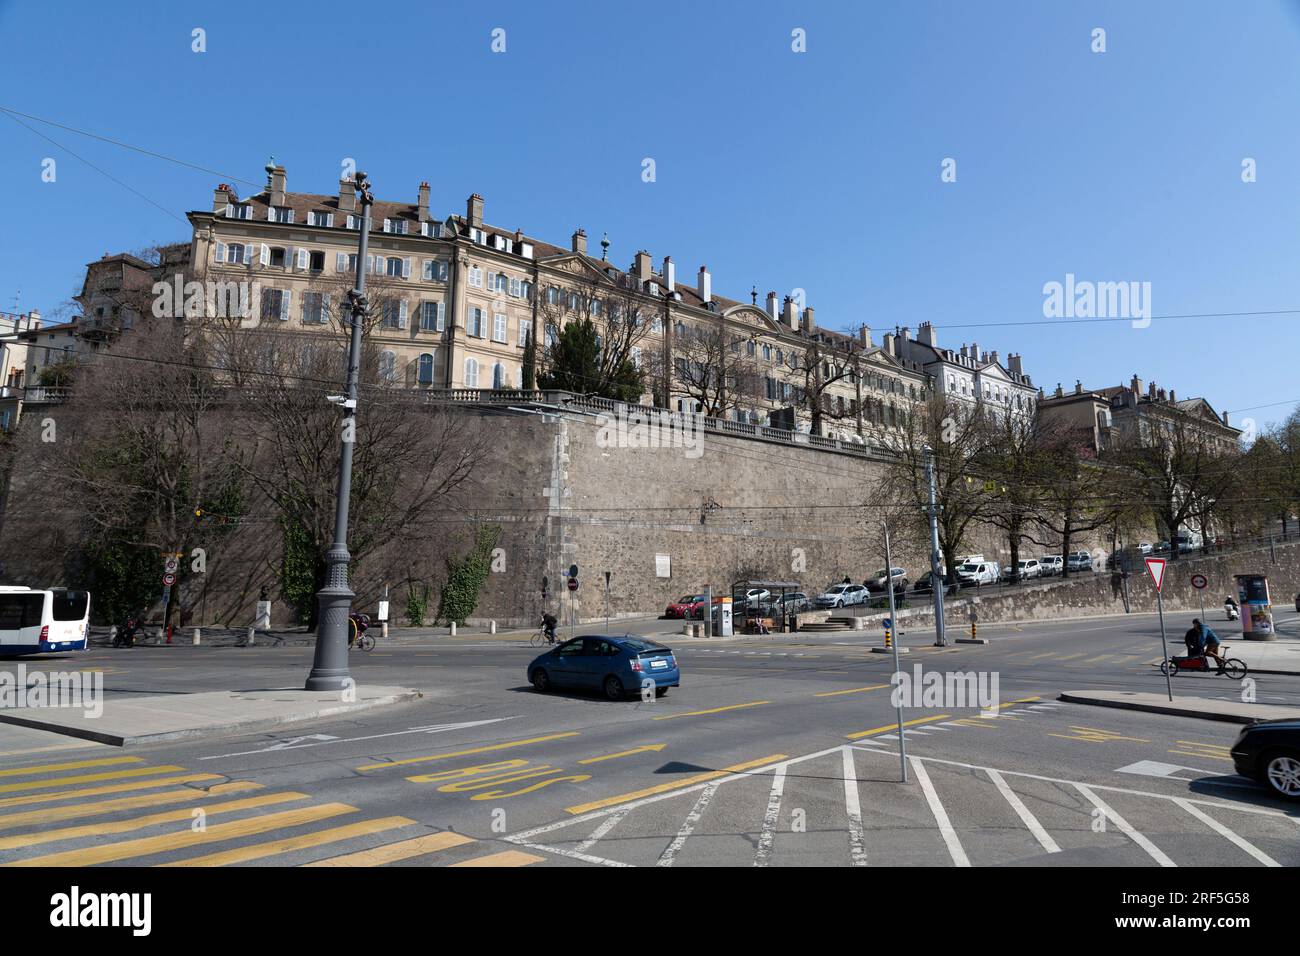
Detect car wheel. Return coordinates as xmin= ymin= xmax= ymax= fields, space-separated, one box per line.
xmin=655 ymin=686 xmax=669 ymax=698
xmin=603 ymin=675 xmax=625 ymax=701
xmin=1261 ymin=750 xmax=1300 ymax=800
xmin=531 ymin=669 xmax=551 ymax=693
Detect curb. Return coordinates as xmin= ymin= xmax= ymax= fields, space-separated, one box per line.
xmin=1057 ymin=691 xmax=1299 ymax=725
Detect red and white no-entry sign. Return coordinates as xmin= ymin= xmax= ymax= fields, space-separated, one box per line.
xmin=1145 ymin=557 xmax=1167 ymax=592
xmin=1190 ymin=573 xmax=1208 ymax=590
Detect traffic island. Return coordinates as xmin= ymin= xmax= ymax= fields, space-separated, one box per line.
xmin=1058 ymin=689 xmax=1300 ymax=724
xmin=0 ymin=685 xmax=422 ymax=747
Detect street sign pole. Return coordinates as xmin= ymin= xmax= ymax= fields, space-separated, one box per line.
xmin=884 ymin=516 xmax=907 ymax=783
xmin=1147 ymin=558 xmax=1173 ymax=701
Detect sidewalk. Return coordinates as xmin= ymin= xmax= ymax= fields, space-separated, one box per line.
xmin=1222 ymin=640 xmax=1300 ymax=675
xmin=1059 ymin=689 xmax=1300 ymax=724
xmin=0 ymin=685 xmax=421 ymax=747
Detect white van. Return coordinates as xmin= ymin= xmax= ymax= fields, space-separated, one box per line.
xmin=0 ymin=587 xmax=91 ymax=655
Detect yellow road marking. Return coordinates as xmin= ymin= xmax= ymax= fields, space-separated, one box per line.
xmin=1169 ymin=751 xmax=1234 ymax=763
xmin=846 ymin=715 xmax=951 ymax=739
xmin=953 ymin=719 xmax=998 ymax=728
xmin=1029 ymin=652 xmax=1058 ymax=660
xmin=4 ymin=802 xmax=358 ymax=867
xmin=304 ymin=831 xmax=475 ymax=866
xmin=0 ymin=756 xmax=142 ymax=779
xmin=577 ymin=744 xmax=666 ymax=764
xmin=355 ymin=733 xmax=580 ymax=772
xmin=1056 ymin=653 xmax=1086 ymax=661
xmin=163 ymin=816 xmax=415 ymax=867
xmin=565 ymin=754 xmax=787 ymax=815
xmin=1084 ymin=655 xmax=1113 ymax=664
xmin=0 ymin=781 xmax=262 ymax=831
xmin=450 ymin=850 xmax=544 ymax=867
xmin=652 ymin=700 xmax=770 ymax=721
xmin=1176 ymin=740 xmax=1230 ymax=749
xmin=1048 ymin=726 xmax=1149 ymax=743
xmin=0 ymin=766 xmax=187 ymax=795
xmin=0 ymin=773 xmax=223 ymax=811
xmin=0 ymin=742 xmax=100 ymax=759
xmin=0 ymin=791 xmax=307 ymax=850
xmin=814 ymin=684 xmax=891 ymax=698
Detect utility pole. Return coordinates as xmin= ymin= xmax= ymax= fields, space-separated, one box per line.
xmin=883 ymin=516 xmax=907 ymax=782
xmin=305 ymin=173 xmax=373 ymax=691
xmin=923 ymin=445 xmax=947 ymax=647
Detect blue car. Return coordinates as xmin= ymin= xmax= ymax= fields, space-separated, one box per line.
xmin=528 ymin=635 xmax=679 ymax=701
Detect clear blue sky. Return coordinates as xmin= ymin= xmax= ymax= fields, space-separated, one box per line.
xmin=2 ymin=0 xmax=1298 ymax=431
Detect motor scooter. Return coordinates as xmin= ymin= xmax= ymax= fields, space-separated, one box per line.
xmin=1224 ymin=597 xmax=1240 ymax=622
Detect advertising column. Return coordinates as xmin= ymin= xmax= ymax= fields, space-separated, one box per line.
xmin=1234 ymin=574 xmax=1276 ymax=641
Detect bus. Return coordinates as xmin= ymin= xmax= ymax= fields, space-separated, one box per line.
xmin=0 ymin=587 xmax=91 ymax=655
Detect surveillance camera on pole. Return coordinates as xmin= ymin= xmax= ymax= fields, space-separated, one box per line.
xmin=326 ymin=394 xmax=356 ymax=410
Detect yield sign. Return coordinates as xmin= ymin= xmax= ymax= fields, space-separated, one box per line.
xmin=1145 ymin=557 xmax=1167 ymax=591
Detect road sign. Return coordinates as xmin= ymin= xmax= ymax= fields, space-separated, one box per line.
xmin=1144 ymin=557 xmax=1167 ymax=592
xmin=567 ymin=578 xmax=578 ymax=592
xmin=162 ymin=572 xmax=176 ymax=587
xmin=1190 ymin=573 xmax=1208 ymax=590
xmin=568 ymin=564 xmax=579 ymax=579
xmin=163 ymin=556 xmax=178 ymax=574
xmin=882 ymin=618 xmax=892 ymax=629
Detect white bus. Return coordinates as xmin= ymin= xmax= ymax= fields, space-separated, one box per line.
xmin=0 ymin=587 xmax=91 ymax=655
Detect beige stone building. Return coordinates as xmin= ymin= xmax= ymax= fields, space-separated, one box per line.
xmin=183 ymin=165 xmax=929 ymax=438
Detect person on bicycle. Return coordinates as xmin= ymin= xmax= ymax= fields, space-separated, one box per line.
xmin=1196 ymin=619 xmax=1226 ymax=673
xmin=1182 ymin=624 xmax=1203 ymax=658
xmin=541 ymin=612 xmax=558 ymax=644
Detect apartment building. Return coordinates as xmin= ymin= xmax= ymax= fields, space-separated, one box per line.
xmin=183 ymin=164 xmax=929 ymax=437
xmin=886 ymin=321 xmax=1037 ymax=421
xmin=0 ymin=310 xmax=41 ymax=431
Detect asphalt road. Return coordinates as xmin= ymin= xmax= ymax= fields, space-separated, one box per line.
xmin=0 ymin=607 xmax=1297 ymax=867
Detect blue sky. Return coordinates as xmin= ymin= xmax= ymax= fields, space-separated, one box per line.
xmin=1 ymin=0 xmax=1298 ymax=431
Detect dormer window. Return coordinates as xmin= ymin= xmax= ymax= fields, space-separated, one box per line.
xmin=520 ymin=242 xmax=534 ymax=259
xmin=269 ymin=206 xmax=293 ymax=224
xmin=421 ymin=221 xmax=442 ymax=238
xmin=309 ymin=211 xmax=334 ymax=227
xmin=383 ymin=218 xmax=407 ymax=235
xmin=226 ymin=204 xmax=252 ymax=220
xmin=469 ymin=227 xmax=487 ymax=245
xmin=346 ymin=214 xmax=359 ymax=230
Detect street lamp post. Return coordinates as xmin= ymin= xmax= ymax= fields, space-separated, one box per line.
xmin=924 ymin=444 xmax=947 ymax=647
xmin=305 ymin=173 xmax=373 ymax=691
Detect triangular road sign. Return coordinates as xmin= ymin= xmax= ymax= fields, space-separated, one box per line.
xmin=1145 ymin=557 xmax=1167 ymax=592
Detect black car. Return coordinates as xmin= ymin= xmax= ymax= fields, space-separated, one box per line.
xmin=1230 ymin=718 xmax=1300 ymax=800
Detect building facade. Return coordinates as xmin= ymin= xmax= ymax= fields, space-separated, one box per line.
xmin=886 ymin=321 xmax=1037 ymax=421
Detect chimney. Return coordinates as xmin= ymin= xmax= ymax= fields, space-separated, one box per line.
xmin=1148 ymin=382 xmax=1157 ymax=400
xmin=990 ymin=350 xmax=999 ymax=366
xmin=1008 ymin=353 xmax=1023 ymax=376
xmin=782 ymin=296 xmax=798 ymax=330
xmin=1169 ymin=389 xmax=1176 ymax=403
xmin=338 ymin=178 xmax=356 ymax=213
xmin=859 ymin=325 xmax=872 ymax=348
xmin=803 ymin=306 xmax=816 ymax=332
xmin=883 ymin=331 xmax=895 ymax=354
xmin=463 ymin=193 xmax=483 ymax=228
xmin=899 ymin=326 xmax=911 ymax=342
xmin=634 ymin=250 xmax=652 ymax=284
xmin=1222 ymin=410 xmax=1230 ymax=426
xmin=269 ymin=165 xmax=286 ymax=207
xmin=1054 ymin=383 xmax=1064 ymax=398
xmin=697 ymin=266 xmax=712 ymax=304
xmin=970 ymin=342 xmax=979 ymax=364
xmin=1157 ymin=388 xmax=1167 ymax=402
xmin=1075 ymin=380 xmax=1083 ymax=395
xmin=918 ymin=321 xmax=936 ymax=346
xmin=571 ymin=229 xmax=587 ymax=255
xmin=28 ymin=309 xmax=40 ymax=331
xmin=765 ymin=291 xmax=779 ymax=318
xmin=418 ymin=181 xmax=430 ymax=222
xmin=212 ymin=184 xmax=233 ymax=214
xmin=663 ymin=256 xmax=675 ymax=293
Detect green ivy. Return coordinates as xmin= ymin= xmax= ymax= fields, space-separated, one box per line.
xmin=436 ymin=525 xmax=500 ymax=626
xmin=82 ymin=537 xmax=158 ymax=624
xmin=405 ymin=580 xmax=431 ymax=627
xmin=279 ymin=517 xmax=318 ymax=625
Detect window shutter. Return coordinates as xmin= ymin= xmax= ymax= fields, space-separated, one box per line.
xmin=366 ymin=254 xmax=375 ymax=275
xmin=322 ymin=293 xmax=332 ymax=322
xmin=214 ymin=242 xmax=226 ymax=263
xmin=280 ymin=289 xmax=292 ymax=321
xmin=403 ymin=257 xmax=412 ymax=279
xmin=326 ymin=213 xmax=334 ymax=227
xmin=336 ymin=252 xmax=346 ymax=272
xmin=296 ymin=248 xmax=308 ymax=270
xmin=286 ymin=246 xmax=295 ymax=269
xmin=267 ymin=206 xmax=276 ymax=221
xmin=399 ymin=300 xmax=409 ymax=328
xmin=259 ymin=244 xmax=270 ymax=266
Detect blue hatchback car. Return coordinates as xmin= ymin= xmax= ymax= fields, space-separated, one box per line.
xmin=529 ymin=635 xmax=680 ymax=700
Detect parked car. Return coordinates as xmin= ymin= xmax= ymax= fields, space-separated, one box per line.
xmin=741 ymin=587 xmax=771 ymax=607
xmin=956 ymin=561 xmax=999 ymax=587
xmin=763 ymin=592 xmax=809 ymax=616
xmin=529 ymin=635 xmax=679 ymax=701
xmin=865 ymin=567 xmax=908 ymax=594
xmin=1137 ymin=542 xmax=1154 ymax=555
xmin=1015 ymin=558 xmax=1041 ymax=580
xmin=1066 ymin=551 xmax=1094 ymax=572
xmin=664 ymin=594 xmax=706 ymax=619
xmin=814 ymin=583 xmax=868 ymax=608
xmin=1039 ymin=556 xmax=1063 ymax=576
xmin=1230 ymin=718 xmax=1300 ymax=800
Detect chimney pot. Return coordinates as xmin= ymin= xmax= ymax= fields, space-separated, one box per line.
xmin=634 ymin=250 xmax=652 ymax=283
xmin=803 ymin=306 xmax=816 ymax=332
xmin=697 ymin=266 xmax=711 ymax=304
xmin=467 ymin=193 xmax=484 ymax=228
xmin=418 ymin=182 xmax=431 ymax=221
xmin=859 ymin=325 xmax=872 ymax=348
xmin=571 ymin=228 xmax=587 ymax=255
xmin=662 ymin=256 xmax=675 ymax=293
xmin=765 ymin=290 xmax=779 ymax=318
xmin=339 ymin=177 xmax=356 ymax=213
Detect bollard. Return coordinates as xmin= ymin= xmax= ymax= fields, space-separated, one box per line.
xmin=490 ymin=620 xmax=497 ymax=635
xmin=450 ymin=622 xmax=457 ymax=637
xmin=192 ymin=628 xmax=200 ymax=646
xmin=884 ymin=627 xmax=893 ymax=650
xmin=166 ymin=625 xmax=173 ymax=645
xmin=246 ymin=626 xmax=255 ymax=646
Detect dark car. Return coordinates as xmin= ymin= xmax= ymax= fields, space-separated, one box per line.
xmin=1230 ymin=718 xmax=1300 ymax=800
xmin=528 ymin=635 xmax=680 ymax=701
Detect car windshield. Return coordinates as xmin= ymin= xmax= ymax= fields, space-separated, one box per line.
xmin=959 ymin=563 xmax=979 ymax=572
xmin=618 ymin=637 xmax=664 ymax=652
xmin=827 ymin=585 xmax=847 ymax=594
xmin=676 ymin=595 xmax=699 ymax=604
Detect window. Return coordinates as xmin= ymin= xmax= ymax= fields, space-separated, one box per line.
xmin=383 ymin=218 xmax=407 ymax=235
xmin=468 ymin=307 xmax=485 ymax=337
xmin=423 ymin=259 xmax=448 ymax=282
xmin=269 ymin=206 xmax=294 ymax=223
xmin=493 ymin=313 xmax=507 ymax=342
xmin=346 ymin=214 xmax=359 ymax=230
xmin=762 ymin=344 xmax=772 ymax=361
xmin=417 ymin=353 xmax=435 ymax=385
xmin=261 ymin=288 xmax=290 ymax=321
xmin=225 ymin=243 xmax=245 ymax=265
xmin=469 ymin=266 xmax=483 ymax=288
xmin=336 ymin=252 xmax=358 ymax=275
xmin=493 ymin=273 xmax=508 ymax=295
xmin=509 ymin=277 xmax=523 ymax=298
xmin=302 ymin=292 xmax=328 ymax=324
xmin=518 ymin=318 xmax=532 ymax=346
xmin=492 ymin=362 xmax=506 ymax=389
xmin=546 ymin=287 xmax=560 ymax=306
xmin=226 ymin=204 xmax=252 ymax=220
xmin=520 ymin=280 xmax=532 ymax=300
xmin=385 ymin=256 xmax=403 ymax=277
xmin=309 ymin=250 xmax=325 ymax=272
xmin=269 ymin=247 xmax=286 ymax=268
xmin=631 ymin=346 xmax=642 ymax=368
xmin=308 ymin=211 xmax=334 ymax=227
xmin=420 ymin=301 xmax=445 ymax=332
xmin=421 ymin=221 xmax=442 ymax=238
xmin=464 ymin=357 xmax=479 ymax=387
xmin=545 ymin=323 xmax=558 ymax=348
xmin=379 ymin=350 xmax=396 ymax=381
xmin=381 ymin=300 xmax=408 ymax=329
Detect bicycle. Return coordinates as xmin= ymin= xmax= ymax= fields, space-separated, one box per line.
xmin=1160 ymin=646 xmax=1247 ymax=680
xmin=349 ymin=614 xmax=375 ymax=652
xmin=530 ymin=626 xmax=557 ymax=648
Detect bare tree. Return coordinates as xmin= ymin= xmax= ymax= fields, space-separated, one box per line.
xmin=536 ymin=273 xmax=653 ymax=398
xmin=667 ymin=322 xmax=763 ymax=418
xmin=780 ymin=338 xmax=857 ymax=436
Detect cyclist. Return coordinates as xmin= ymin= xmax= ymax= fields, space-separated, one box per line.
xmin=541 ymin=612 xmax=558 ymax=645
xmin=1195 ymin=619 xmax=1226 ymax=673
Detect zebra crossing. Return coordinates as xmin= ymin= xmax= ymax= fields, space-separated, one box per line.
xmin=0 ymin=754 xmax=542 ymax=867
xmin=503 ymin=742 xmax=1300 ymax=867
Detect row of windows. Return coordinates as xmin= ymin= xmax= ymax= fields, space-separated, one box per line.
xmin=213 ymin=242 xmax=451 ymax=284
xmin=374 ymin=351 xmax=516 ymax=390
xmin=224 ymin=203 xmax=444 ymax=238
